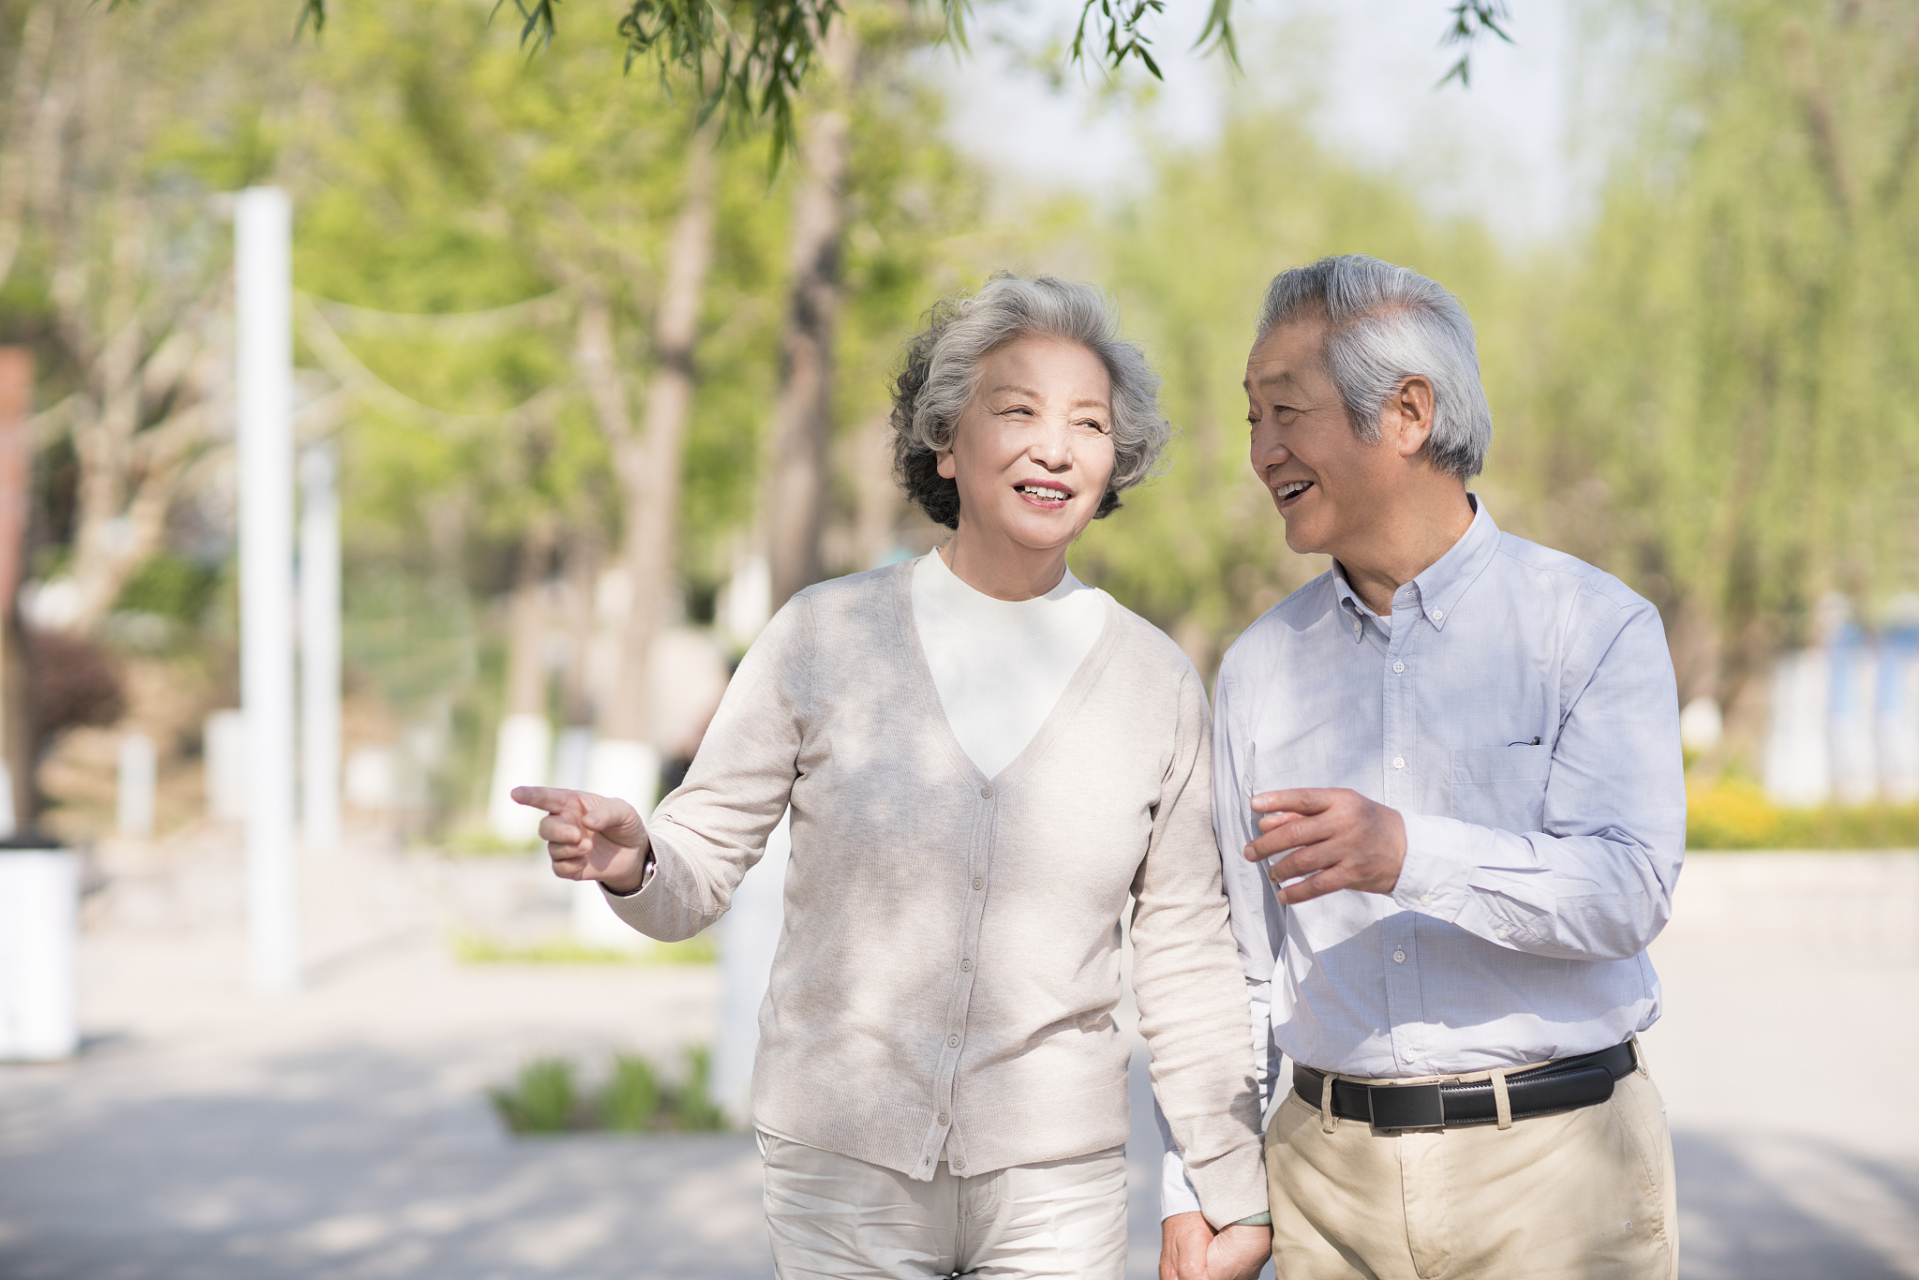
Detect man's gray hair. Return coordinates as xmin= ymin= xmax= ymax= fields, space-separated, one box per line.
xmin=1256 ymin=255 xmax=1493 ymax=479
xmin=892 ymin=275 xmax=1169 ymax=529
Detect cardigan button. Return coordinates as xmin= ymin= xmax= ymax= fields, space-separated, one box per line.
xmin=972 ymin=878 xmax=984 ymax=891
xmin=980 ymin=786 xmax=993 ymax=799
xmin=947 ymin=1035 xmax=960 ymax=1047
xmin=952 ymin=1157 xmax=966 ymax=1170
xmin=938 ymin=1112 xmax=949 ymax=1125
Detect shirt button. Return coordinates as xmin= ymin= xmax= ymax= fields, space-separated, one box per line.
xmin=1419 ymin=893 xmax=1434 ymax=907
xmin=980 ymin=786 xmax=993 ymax=799
xmin=1392 ymin=661 xmax=1405 ymax=674
xmin=938 ymin=1112 xmax=949 ymax=1126
xmin=1496 ymin=928 xmax=1511 ymax=940
xmin=947 ymin=1035 xmax=960 ymax=1047
xmin=1393 ymin=950 xmax=1406 ymax=964
xmin=1352 ymin=621 xmax=1362 ymax=634
xmin=972 ymin=877 xmax=984 ymax=891
xmin=960 ymin=959 xmax=972 ymax=972
xmin=1392 ymin=757 xmax=1405 ymax=770
xmin=1433 ymin=610 xmax=1445 ymax=621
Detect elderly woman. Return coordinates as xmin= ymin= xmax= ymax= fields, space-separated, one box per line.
xmin=516 ymin=276 xmax=1267 ymax=1280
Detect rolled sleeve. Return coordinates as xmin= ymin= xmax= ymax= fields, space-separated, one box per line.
xmin=1389 ymin=595 xmax=1685 ymax=962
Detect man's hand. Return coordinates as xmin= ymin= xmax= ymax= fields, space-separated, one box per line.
xmin=1160 ymin=1212 xmax=1271 ymax=1280
xmin=1246 ymin=787 xmax=1406 ymax=904
xmin=511 ymin=786 xmax=650 ymax=895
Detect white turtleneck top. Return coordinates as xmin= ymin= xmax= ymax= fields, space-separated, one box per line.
xmin=909 ymin=547 xmax=1109 ymax=780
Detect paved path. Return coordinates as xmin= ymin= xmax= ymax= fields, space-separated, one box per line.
xmin=1 ymin=839 xmax=1915 ymax=1278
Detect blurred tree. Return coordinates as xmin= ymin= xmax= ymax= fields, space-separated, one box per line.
xmin=762 ymin=16 xmax=857 ymax=610
xmin=1495 ymin=0 xmax=1919 ymax=766
xmin=0 ymin=0 xmax=318 ymax=637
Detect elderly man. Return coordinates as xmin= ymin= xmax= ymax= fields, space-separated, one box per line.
xmin=1158 ymin=255 xmax=1684 ymax=1280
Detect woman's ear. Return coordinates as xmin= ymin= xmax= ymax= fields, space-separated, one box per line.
xmin=936 ymin=450 xmax=957 ymax=480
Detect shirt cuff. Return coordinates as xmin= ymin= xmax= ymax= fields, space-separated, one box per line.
xmin=1233 ymin=1213 xmax=1273 ymax=1227
xmin=1390 ymin=811 xmax=1471 ymax=917
xmin=1158 ymin=1145 xmax=1203 ymax=1219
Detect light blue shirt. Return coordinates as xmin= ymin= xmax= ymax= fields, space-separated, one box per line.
xmin=1160 ymin=499 xmax=1685 ymax=1218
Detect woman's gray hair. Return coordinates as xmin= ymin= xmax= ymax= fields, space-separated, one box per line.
xmin=892 ymin=274 xmax=1170 ymax=529
xmin=1256 ymin=255 xmax=1493 ymax=479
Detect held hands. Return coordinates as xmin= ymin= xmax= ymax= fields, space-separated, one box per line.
xmin=1160 ymin=1212 xmax=1271 ymax=1280
xmin=511 ymin=786 xmax=651 ymax=896
xmin=1245 ymin=788 xmax=1406 ymax=904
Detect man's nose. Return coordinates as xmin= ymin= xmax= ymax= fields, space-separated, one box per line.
xmin=1251 ymin=433 xmax=1291 ymax=471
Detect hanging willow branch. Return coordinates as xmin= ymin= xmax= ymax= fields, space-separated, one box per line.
xmin=283 ymin=1 xmax=1515 ymax=155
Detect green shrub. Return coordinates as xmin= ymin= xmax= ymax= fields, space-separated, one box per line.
xmin=490 ymin=1056 xmax=580 ymax=1134
xmin=601 ymin=1054 xmax=661 ymax=1132
xmin=1686 ymin=777 xmax=1919 ymax=850
xmin=486 ymin=1047 xmax=730 ymax=1134
xmin=665 ymin=1046 xmax=725 ymax=1132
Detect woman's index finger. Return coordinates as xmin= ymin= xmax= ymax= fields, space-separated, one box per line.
xmin=511 ymin=785 xmax=583 ymax=815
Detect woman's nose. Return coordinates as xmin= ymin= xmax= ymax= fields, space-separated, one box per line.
xmin=1029 ymin=421 xmax=1072 ymax=468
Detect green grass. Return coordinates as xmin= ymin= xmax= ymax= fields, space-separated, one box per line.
xmin=488 ymin=1047 xmax=729 ymax=1135
xmin=452 ymin=932 xmax=717 ymax=966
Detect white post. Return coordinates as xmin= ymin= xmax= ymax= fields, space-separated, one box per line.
xmin=300 ymin=444 xmax=341 ymax=857
xmin=116 ymin=731 xmax=155 ymax=839
xmin=236 ymin=187 xmax=298 ymax=993
xmin=0 ymin=849 xmax=79 ymax=1061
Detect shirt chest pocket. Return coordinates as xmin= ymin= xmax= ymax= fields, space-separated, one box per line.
xmin=1449 ymin=744 xmax=1552 ymax=833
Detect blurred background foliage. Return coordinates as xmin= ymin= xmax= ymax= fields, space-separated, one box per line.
xmin=1 ymin=0 xmax=1914 ymax=842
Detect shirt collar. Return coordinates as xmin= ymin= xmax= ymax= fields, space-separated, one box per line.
xmin=1328 ymin=495 xmax=1499 ymax=635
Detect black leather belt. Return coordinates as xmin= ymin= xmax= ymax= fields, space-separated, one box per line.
xmin=1291 ymin=1042 xmax=1638 ymax=1131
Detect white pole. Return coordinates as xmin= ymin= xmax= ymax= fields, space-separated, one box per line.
xmin=236 ymin=187 xmax=298 ymax=993
xmin=116 ymin=731 xmax=156 ymax=839
xmin=300 ymin=444 xmax=341 ymax=857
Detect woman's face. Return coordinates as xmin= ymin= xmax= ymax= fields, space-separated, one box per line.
xmin=937 ymin=336 xmax=1118 ymax=556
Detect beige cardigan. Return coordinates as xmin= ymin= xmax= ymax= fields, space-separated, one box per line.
xmin=608 ymin=561 xmax=1266 ymax=1226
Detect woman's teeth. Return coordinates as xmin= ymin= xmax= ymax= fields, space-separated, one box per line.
xmin=1017 ymin=484 xmax=1068 ymax=499
xmin=1278 ymin=481 xmax=1312 ymax=500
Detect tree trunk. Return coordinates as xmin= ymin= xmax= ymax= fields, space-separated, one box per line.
xmin=0 ymin=348 xmax=33 ymax=830
xmin=577 ymin=125 xmax=720 ymax=746
xmin=763 ymin=19 xmax=859 ymax=611
xmin=503 ymin=517 xmax=556 ymax=718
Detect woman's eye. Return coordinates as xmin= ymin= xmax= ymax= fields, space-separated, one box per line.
xmin=1077 ymin=418 xmax=1111 ymax=434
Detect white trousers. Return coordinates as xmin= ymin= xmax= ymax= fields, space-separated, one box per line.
xmin=758 ymin=1131 xmax=1129 ymax=1280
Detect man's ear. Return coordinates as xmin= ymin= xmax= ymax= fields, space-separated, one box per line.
xmin=1382 ymin=376 xmax=1436 ymax=460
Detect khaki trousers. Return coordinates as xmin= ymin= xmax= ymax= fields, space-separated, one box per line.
xmin=759 ymin=1132 xmax=1128 ymax=1280
xmin=1265 ymin=1051 xmax=1678 ymax=1280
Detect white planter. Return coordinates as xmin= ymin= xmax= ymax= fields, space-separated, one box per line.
xmin=0 ymin=848 xmax=79 ymax=1061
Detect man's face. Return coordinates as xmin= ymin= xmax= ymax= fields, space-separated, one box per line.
xmin=1244 ymin=318 xmax=1400 ymax=558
